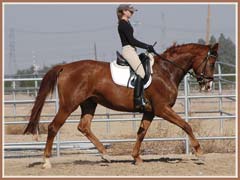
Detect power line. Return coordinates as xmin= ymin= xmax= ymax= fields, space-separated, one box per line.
xmin=144 ymin=23 xmax=206 ymax=34
xmin=14 ymin=25 xmax=115 ymax=34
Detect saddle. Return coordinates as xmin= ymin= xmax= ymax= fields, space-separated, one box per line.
xmin=110 ymin=52 xmax=152 ymax=89
xmin=116 ymin=51 xmax=152 ymax=85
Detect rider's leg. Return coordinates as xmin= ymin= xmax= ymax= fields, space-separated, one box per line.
xmin=134 ymin=75 xmax=145 ymax=110
xmin=122 ymin=45 xmax=145 ymax=79
xmin=122 ymin=45 xmax=150 ymax=111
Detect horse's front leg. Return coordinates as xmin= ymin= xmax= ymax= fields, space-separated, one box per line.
xmin=132 ymin=112 xmax=154 ymax=165
xmin=155 ymin=105 xmax=203 ymax=156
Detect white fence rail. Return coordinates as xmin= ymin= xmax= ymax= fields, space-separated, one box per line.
xmin=4 ymin=62 xmax=236 ymax=157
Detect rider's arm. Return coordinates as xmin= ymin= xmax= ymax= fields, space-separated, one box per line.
xmin=119 ymin=21 xmax=150 ymax=49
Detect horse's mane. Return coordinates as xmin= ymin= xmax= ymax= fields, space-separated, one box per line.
xmin=162 ymin=43 xmax=208 ymax=55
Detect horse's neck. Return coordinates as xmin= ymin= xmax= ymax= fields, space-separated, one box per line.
xmin=172 ymin=54 xmax=193 ymax=85
xmin=156 ymin=53 xmax=193 ymax=86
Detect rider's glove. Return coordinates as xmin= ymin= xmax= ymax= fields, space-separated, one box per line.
xmin=147 ymin=45 xmax=155 ymax=53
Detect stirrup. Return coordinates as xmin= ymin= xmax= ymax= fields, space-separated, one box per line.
xmin=135 ymin=97 xmax=152 ymax=112
xmin=142 ymin=98 xmax=152 ymax=112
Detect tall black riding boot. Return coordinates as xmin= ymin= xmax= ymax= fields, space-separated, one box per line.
xmin=134 ymin=75 xmax=145 ymax=112
xmin=134 ymin=75 xmax=152 ymax=112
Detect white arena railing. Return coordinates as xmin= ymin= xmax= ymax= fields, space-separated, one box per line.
xmin=3 ymin=62 xmax=236 ymax=157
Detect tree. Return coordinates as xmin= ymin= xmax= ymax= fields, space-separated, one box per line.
xmin=217 ymin=33 xmax=235 ymax=73
xmin=197 ymin=34 xmax=235 ymax=74
xmin=209 ymin=35 xmax=217 ymax=45
xmin=13 ymin=61 xmax=67 ymax=88
xmin=198 ymin=35 xmax=216 ymax=45
xmin=4 ymin=81 xmax=12 ymax=88
xmin=197 ymin=38 xmax=205 ymax=45
xmin=16 ymin=66 xmax=35 ymax=87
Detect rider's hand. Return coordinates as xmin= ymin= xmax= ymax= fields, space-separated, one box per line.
xmin=147 ymin=45 xmax=155 ymax=53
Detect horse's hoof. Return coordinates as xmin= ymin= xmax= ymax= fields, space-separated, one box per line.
xmin=195 ymin=148 xmax=204 ymax=157
xmin=42 ymin=162 xmax=52 ymax=169
xmin=32 ymin=134 xmax=39 ymax=141
xmin=42 ymin=158 xmax=52 ymax=169
xmin=134 ymin=157 xmax=143 ymax=165
xmin=196 ymin=154 xmax=206 ymax=162
xmin=195 ymin=149 xmax=206 ymax=162
xmin=101 ymin=154 xmax=112 ymax=163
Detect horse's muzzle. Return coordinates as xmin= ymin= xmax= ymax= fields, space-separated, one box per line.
xmin=200 ymin=80 xmax=213 ymax=92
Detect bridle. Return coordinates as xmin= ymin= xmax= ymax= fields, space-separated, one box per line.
xmin=194 ymin=50 xmax=218 ymax=84
xmin=153 ymin=48 xmax=218 ymax=83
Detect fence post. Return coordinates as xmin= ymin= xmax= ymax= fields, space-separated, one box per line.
xmin=55 ymin=86 xmax=60 ymax=157
xmin=12 ymin=80 xmax=16 ymax=121
xmin=187 ymin=77 xmax=191 ymax=115
xmin=184 ymin=75 xmax=190 ymax=154
xmin=34 ymin=78 xmax=38 ymax=97
xmin=106 ymin=108 xmax=110 ymax=134
xmin=217 ymin=63 xmax=223 ymax=134
xmin=132 ymin=112 xmax=136 ymax=132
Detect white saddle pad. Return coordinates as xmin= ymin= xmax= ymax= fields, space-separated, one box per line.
xmin=110 ymin=60 xmax=152 ymax=89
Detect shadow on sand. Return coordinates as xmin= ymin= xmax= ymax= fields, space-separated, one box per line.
xmin=73 ymin=156 xmax=200 ymax=165
xmin=28 ymin=156 xmax=205 ymax=168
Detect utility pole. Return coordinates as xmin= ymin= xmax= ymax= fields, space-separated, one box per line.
xmin=32 ymin=50 xmax=39 ymax=76
xmin=160 ymin=12 xmax=166 ymax=51
xmin=94 ymin=42 xmax=98 ymax=60
xmin=205 ymin=4 xmax=211 ymax=44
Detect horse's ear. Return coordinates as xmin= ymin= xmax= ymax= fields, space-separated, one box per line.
xmin=172 ymin=41 xmax=177 ymax=47
xmin=211 ymin=43 xmax=219 ymax=51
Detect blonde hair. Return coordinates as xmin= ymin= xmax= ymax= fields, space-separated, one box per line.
xmin=116 ymin=9 xmax=124 ymax=22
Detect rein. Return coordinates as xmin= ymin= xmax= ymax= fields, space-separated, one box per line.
xmin=152 ymin=49 xmax=217 ymax=82
xmin=153 ymin=52 xmax=195 ymax=77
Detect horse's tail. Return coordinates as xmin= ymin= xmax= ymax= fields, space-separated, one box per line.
xmin=23 ymin=65 xmax=63 ymax=135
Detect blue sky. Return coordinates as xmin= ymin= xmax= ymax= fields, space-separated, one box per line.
xmin=4 ymin=3 xmax=236 ymax=75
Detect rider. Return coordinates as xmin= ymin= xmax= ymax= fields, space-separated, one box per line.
xmin=116 ymin=4 xmax=155 ymax=111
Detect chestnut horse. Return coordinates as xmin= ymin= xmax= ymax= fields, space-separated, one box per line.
xmin=24 ymin=43 xmax=218 ymax=168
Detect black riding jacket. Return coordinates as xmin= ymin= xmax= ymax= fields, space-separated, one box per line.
xmin=118 ymin=19 xmax=149 ymax=49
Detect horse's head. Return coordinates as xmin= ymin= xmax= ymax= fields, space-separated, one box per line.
xmin=192 ymin=43 xmax=219 ymax=91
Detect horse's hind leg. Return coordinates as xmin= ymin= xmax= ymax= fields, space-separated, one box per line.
xmin=43 ymin=107 xmax=73 ymax=169
xmin=78 ymin=99 xmax=111 ymax=162
xmin=132 ymin=112 xmax=154 ymax=164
